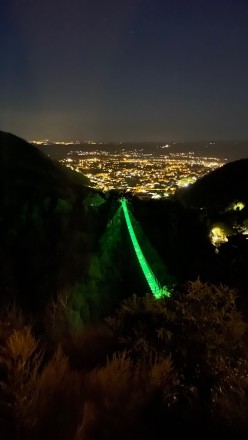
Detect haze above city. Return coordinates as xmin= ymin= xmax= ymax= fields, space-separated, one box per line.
xmin=1 ymin=0 xmax=248 ymax=145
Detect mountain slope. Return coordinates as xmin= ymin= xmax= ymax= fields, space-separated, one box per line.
xmin=177 ymin=158 xmax=248 ymax=210
xmin=176 ymin=157 xmax=248 ymax=297
xmin=0 ymin=131 xmax=101 ymax=311
xmin=0 ymin=130 xmax=90 ymax=203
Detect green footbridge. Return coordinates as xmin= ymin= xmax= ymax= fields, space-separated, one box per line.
xmin=120 ymin=198 xmax=170 ymax=298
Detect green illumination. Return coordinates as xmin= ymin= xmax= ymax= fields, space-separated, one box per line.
xmin=121 ymin=198 xmax=170 ymax=298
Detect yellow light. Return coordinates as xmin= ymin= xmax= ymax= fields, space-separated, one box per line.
xmin=210 ymin=226 xmax=228 ymax=246
xmin=226 ymin=201 xmax=245 ymax=212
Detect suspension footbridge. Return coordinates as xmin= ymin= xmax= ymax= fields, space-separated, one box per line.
xmin=120 ymin=198 xmax=170 ymax=298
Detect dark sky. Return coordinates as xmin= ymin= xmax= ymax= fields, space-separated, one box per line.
xmin=1 ymin=0 xmax=248 ymax=141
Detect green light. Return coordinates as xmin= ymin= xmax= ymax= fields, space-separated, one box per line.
xmin=121 ymin=198 xmax=170 ymax=298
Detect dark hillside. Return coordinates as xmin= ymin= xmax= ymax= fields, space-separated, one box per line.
xmin=0 ymin=131 xmax=101 ymax=311
xmin=176 ymin=157 xmax=248 ymax=298
xmin=178 ymin=158 xmax=248 ymax=210
xmin=2 ymin=131 xmax=248 ymax=318
xmin=1 ymin=131 xmax=89 ymax=203
xmin=131 ymin=197 xmax=215 ymax=284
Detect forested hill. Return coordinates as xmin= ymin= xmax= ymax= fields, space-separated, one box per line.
xmin=176 ymin=157 xmax=248 ymax=297
xmin=2 ymin=130 xmax=248 ymax=317
xmin=178 ymin=158 xmax=248 ymax=210
xmin=0 ymin=130 xmax=90 ymax=202
xmin=0 ymin=131 xmax=215 ymax=316
xmin=0 ymin=131 xmax=104 ymax=311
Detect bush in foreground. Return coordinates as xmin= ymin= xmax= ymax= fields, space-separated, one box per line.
xmin=0 ymin=280 xmax=248 ymax=438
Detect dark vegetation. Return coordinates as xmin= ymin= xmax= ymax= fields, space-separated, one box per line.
xmin=177 ymin=158 xmax=248 ymax=298
xmin=177 ymin=158 xmax=248 ymax=210
xmin=1 ymin=131 xmax=248 ymax=438
xmin=1 ymin=282 xmax=248 ymax=439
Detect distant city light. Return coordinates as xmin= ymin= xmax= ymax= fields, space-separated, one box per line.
xmin=33 ymin=140 xmax=227 ymax=200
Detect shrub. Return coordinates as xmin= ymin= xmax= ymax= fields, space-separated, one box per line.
xmin=0 ymin=327 xmax=82 ymax=439
xmin=75 ymin=352 xmax=178 ymax=440
xmin=211 ymin=357 xmax=248 ymax=432
xmin=34 ymin=347 xmax=84 ymax=440
xmin=0 ymin=301 xmax=26 ymax=344
xmin=106 ymin=280 xmax=248 ymax=406
xmin=44 ymin=289 xmax=72 ymax=342
xmin=0 ymin=326 xmax=43 ymax=431
xmin=75 ymin=352 xmax=136 ymax=439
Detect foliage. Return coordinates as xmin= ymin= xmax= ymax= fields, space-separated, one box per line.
xmin=1 ymin=280 xmax=248 ymax=438
xmin=106 ymin=280 xmax=248 ymax=404
xmin=211 ymin=357 xmax=248 ymax=430
xmin=0 ymin=327 xmax=44 ymax=430
xmin=75 ymin=352 xmax=178 ymax=440
xmin=44 ymin=289 xmax=73 ymax=342
xmin=59 ymin=324 xmax=114 ymax=370
xmin=0 ymin=327 xmax=79 ymax=439
xmin=0 ymin=301 xmax=26 ymax=344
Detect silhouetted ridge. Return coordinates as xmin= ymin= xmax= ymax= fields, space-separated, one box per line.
xmin=0 ymin=131 xmax=98 ymax=310
xmin=178 ymin=158 xmax=248 ymax=209
xmin=0 ymin=130 xmax=88 ymax=200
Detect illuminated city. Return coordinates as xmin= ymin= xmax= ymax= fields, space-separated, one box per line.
xmin=31 ymin=140 xmax=227 ymax=198
xmin=58 ymin=146 xmax=227 ymax=198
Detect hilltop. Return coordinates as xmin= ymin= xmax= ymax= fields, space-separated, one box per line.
xmin=0 ymin=130 xmax=90 ymax=202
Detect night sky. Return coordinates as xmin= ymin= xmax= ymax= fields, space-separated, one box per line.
xmin=1 ymin=0 xmax=248 ymax=142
